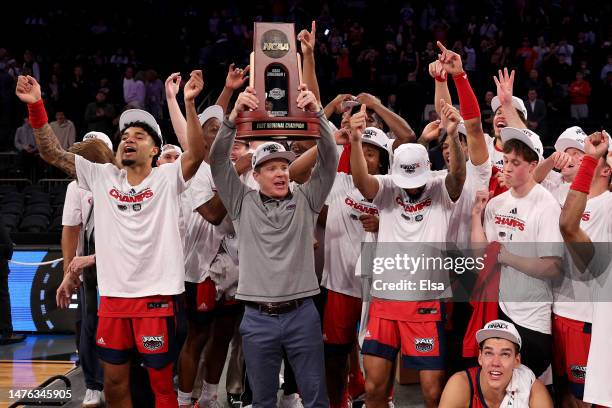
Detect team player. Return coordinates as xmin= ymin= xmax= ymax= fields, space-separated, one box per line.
xmin=558 ymin=132 xmax=612 ymax=407
xmin=439 ymin=320 xmax=552 ymax=407
xmin=16 ymin=70 xmax=207 ymax=408
xmin=471 ymin=126 xmax=563 ymax=379
xmin=349 ymin=100 xmax=466 ymax=407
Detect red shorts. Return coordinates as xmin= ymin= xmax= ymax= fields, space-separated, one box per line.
xmin=362 ymin=298 xmax=446 ymax=370
xmin=322 ymin=290 xmax=362 ymax=355
xmin=184 ymin=279 xmax=242 ymax=326
xmin=96 ymin=296 xmax=177 ymax=369
xmin=552 ymin=314 xmax=591 ymax=399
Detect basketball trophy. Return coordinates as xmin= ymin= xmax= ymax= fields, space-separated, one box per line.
xmin=235 ymin=22 xmax=320 ymax=140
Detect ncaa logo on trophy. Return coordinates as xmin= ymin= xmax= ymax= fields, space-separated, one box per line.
xmin=235 ymin=22 xmax=320 ymax=141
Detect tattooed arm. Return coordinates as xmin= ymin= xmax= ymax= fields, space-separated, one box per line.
xmin=16 ymin=75 xmax=76 ymax=177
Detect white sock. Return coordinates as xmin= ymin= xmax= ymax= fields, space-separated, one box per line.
xmin=198 ymin=380 xmax=218 ymax=402
xmin=177 ymin=389 xmax=192 ymax=406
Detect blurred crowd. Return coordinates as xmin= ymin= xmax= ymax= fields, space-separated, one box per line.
xmin=1 ymin=0 xmax=611 ymax=180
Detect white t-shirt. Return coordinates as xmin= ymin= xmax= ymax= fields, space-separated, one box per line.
xmin=484 ymin=184 xmax=564 ymax=334
xmin=75 ymin=155 xmax=188 ymax=297
xmin=540 ymin=171 xmax=570 ymax=207
xmin=371 ymin=174 xmax=455 ymax=300
xmin=583 ymin=192 xmax=612 ymax=407
xmin=486 ymin=134 xmax=505 ymax=172
xmin=182 ymin=162 xmax=224 ymax=283
xmin=447 ymin=160 xmax=492 ymax=245
xmin=552 ymin=192 xmax=612 ymax=322
xmin=321 ymin=173 xmax=379 ymax=298
xmin=62 ymin=180 xmax=93 ymax=257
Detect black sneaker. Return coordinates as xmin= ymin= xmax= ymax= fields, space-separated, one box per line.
xmin=0 ymin=332 xmax=26 ymax=346
xmin=227 ymin=393 xmax=242 ymax=408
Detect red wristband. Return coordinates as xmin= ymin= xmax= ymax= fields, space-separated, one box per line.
xmin=453 ymin=72 xmax=480 ymax=121
xmin=435 ymin=75 xmax=446 ymax=82
xmin=570 ymin=155 xmax=598 ymax=194
xmin=27 ymin=99 xmax=48 ymax=129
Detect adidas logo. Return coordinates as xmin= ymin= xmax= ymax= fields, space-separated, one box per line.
xmin=510 ymin=208 xmax=517 ymax=215
xmin=97 ymin=337 xmax=105 ymax=345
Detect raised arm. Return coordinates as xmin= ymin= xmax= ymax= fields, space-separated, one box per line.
xmin=349 ymin=104 xmax=380 ymax=200
xmin=289 ymin=145 xmax=318 ymax=183
xmin=15 ymin=76 xmax=76 ymax=177
xmin=559 ymin=133 xmax=609 ymax=272
xmin=215 ymin=63 xmax=250 ymax=113
xmin=165 ymin=72 xmax=188 ymax=148
xmin=181 ymin=70 xmax=207 ymax=181
xmin=300 ymin=85 xmax=339 ymax=211
xmin=494 ymin=68 xmax=525 ymax=129
xmin=439 ymin=100 xmax=466 ymax=201
xmin=209 ymin=88 xmax=256 ymax=219
xmin=471 ymin=190 xmax=490 ymax=245
xmin=356 ymin=92 xmax=416 ymax=149
xmin=534 ymin=151 xmax=570 ymax=183
xmin=298 ymin=21 xmax=321 ymax=104
xmin=428 ymin=60 xmax=452 ymax=124
xmin=323 ymin=93 xmax=354 ymax=120
xmin=437 ymin=41 xmax=488 ymax=165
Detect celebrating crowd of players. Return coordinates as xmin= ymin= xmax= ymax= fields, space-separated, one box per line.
xmin=12 ymin=21 xmax=612 ymax=408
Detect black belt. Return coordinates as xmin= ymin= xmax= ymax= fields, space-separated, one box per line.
xmin=245 ymin=299 xmax=305 ymax=315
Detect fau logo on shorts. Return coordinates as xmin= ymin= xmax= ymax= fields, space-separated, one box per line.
xmin=414 ymin=337 xmax=434 ymax=353
xmin=570 ymin=365 xmax=586 ymax=380
xmin=142 ymin=335 xmax=164 ymax=351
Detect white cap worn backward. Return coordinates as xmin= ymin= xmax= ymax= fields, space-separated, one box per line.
xmin=476 ymin=319 xmax=522 ymax=350
xmin=491 ymin=96 xmax=528 ymax=119
xmin=251 ymin=142 xmax=296 ymax=168
xmin=82 ymin=131 xmax=114 ymax=152
xmin=119 ymin=109 xmax=163 ymax=147
xmin=390 ymin=143 xmax=431 ymax=189
xmin=198 ymin=105 xmax=224 ymax=127
xmin=500 ymin=127 xmax=544 ymax=162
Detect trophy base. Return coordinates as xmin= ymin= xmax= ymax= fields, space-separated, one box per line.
xmin=236 ymin=111 xmax=320 ymax=141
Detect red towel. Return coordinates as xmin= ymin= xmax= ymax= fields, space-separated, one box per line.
xmin=489 ymin=167 xmax=509 ymax=198
xmin=337 ymin=144 xmax=351 ymax=173
xmin=463 ymin=241 xmax=501 ymax=358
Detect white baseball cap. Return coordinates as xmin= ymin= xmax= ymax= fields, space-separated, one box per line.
xmin=390 ymin=143 xmax=432 ymax=188
xmin=500 ymin=127 xmax=544 ymax=162
xmin=82 ymin=131 xmax=113 ymax=152
xmin=198 ymin=105 xmax=224 ymax=127
xmin=119 ymin=109 xmax=163 ymax=146
xmin=491 ymin=96 xmax=528 ymax=119
xmin=252 ymin=142 xmax=296 ymax=168
xmin=361 ymin=127 xmax=390 ymax=150
xmin=555 ymin=126 xmax=586 ymax=153
xmin=161 ymin=144 xmax=183 ymax=156
xmin=476 ymin=319 xmax=522 ymax=350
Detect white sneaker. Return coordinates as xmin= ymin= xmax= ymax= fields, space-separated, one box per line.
xmin=278 ymin=393 xmax=304 ymax=408
xmin=196 ymin=398 xmax=222 ymax=408
xmin=388 ymin=402 xmax=395 ymax=408
xmin=82 ymin=389 xmax=102 ymax=407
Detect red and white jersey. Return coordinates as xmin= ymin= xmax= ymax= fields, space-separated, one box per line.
xmin=541 ymin=171 xmax=570 ymax=207
xmin=321 ymin=173 xmax=378 ymax=298
xmin=583 ymin=192 xmax=612 ymax=407
xmin=553 ymin=191 xmax=612 ymax=322
xmin=182 ymin=162 xmax=224 ymax=283
xmin=485 ymin=135 xmax=504 ymax=172
xmin=75 ymin=155 xmax=188 ymax=297
xmin=62 ymin=180 xmax=93 ymax=257
xmin=447 ymin=160 xmax=492 ymax=244
xmin=484 ymin=184 xmax=564 ymax=334
xmin=371 ymin=174 xmax=455 ymax=300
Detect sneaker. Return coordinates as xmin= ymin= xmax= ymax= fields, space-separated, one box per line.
xmin=388 ymin=402 xmax=395 ymax=408
xmin=82 ymin=389 xmax=102 ymax=407
xmin=278 ymin=393 xmax=304 ymax=408
xmin=227 ymin=393 xmax=242 ymax=408
xmin=196 ymin=399 xmax=222 ymax=408
xmin=350 ymin=393 xmax=366 ymax=408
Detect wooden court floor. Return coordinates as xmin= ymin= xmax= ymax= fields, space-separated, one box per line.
xmin=0 ymin=360 xmax=75 ymax=407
